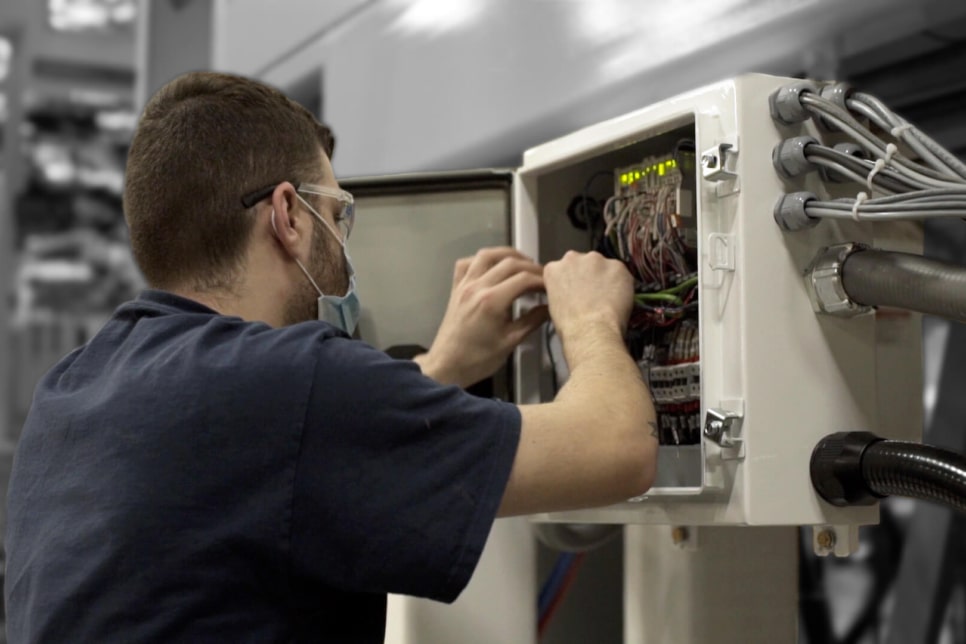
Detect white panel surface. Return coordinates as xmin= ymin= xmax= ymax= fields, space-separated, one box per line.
xmin=624 ymin=525 xmax=797 ymax=644
xmin=385 ymin=519 xmax=536 ymax=644
xmin=516 ymin=73 xmax=922 ymax=527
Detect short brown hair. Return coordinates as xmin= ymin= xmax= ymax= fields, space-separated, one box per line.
xmin=123 ymin=71 xmax=335 ymax=291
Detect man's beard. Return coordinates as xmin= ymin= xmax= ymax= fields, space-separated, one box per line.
xmin=282 ymin=225 xmax=350 ymax=326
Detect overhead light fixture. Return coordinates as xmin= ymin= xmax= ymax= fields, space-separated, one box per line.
xmin=0 ymin=37 xmax=12 ymax=83
xmin=388 ymin=0 xmax=486 ymax=38
xmin=48 ymin=0 xmax=138 ymax=33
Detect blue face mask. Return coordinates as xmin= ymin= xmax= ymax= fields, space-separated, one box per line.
xmin=314 ymin=256 xmax=360 ymax=335
xmin=286 ymin=195 xmax=361 ymax=336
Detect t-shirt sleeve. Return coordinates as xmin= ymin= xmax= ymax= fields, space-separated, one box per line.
xmin=289 ymin=337 xmax=521 ymax=603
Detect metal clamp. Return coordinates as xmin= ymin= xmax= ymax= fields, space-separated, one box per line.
xmin=703 ymin=408 xmax=743 ymax=449
xmin=701 ymin=141 xmax=739 ymax=182
xmin=804 ymin=243 xmax=871 ymax=317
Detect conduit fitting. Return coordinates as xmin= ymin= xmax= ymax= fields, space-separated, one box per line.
xmin=774 ymin=192 xmax=820 ymax=232
xmin=769 ymin=80 xmax=820 ymax=125
xmin=811 ymin=431 xmax=885 ymax=507
xmin=817 ymin=82 xmax=855 ymax=132
xmin=803 ymin=243 xmax=871 ymax=317
xmin=773 ymin=136 xmax=819 ymax=179
xmin=812 ymin=432 xmax=966 ymax=514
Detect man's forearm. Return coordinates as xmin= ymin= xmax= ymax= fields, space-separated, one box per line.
xmin=556 ymin=322 xmax=657 ymax=491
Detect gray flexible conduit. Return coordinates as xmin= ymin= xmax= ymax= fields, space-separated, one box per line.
xmin=841 ymin=250 xmax=966 ymax=323
xmin=861 ymin=441 xmax=966 ymax=514
xmin=531 ymin=523 xmax=622 ymax=552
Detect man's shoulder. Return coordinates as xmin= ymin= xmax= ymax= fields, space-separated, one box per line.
xmin=46 ymin=307 xmax=354 ymax=406
xmin=113 ymin=299 xmax=346 ymax=362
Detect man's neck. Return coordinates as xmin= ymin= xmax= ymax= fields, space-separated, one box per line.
xmin=170 ymin=287 xmax=286 ymax=328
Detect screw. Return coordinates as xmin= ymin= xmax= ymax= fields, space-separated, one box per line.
xmin=671 ymin=527 xmax=689 ymax=545
xmin=704 ymin=420 xmax=723 ymax=438
xmin=701 ymin=154 xmax=718 ymax=169
xmin=816 ymin=529 xmax=836 ymax=551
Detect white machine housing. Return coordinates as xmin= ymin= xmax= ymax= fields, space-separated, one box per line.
xmin=514 ymin=73 xmax=923 ymax=528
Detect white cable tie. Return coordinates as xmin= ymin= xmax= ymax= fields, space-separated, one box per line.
xmin=851 ymin=191 xmax=869 ymax=222
xmin=883 ymin=142 xmax=898 ymax=164
xmin=867 ymin=160 xmax=885 ymax=192
xmin=890 ymin=123 xmax=913 ymax=138
xmin=866 ymin=143 xmax=898 ymax=191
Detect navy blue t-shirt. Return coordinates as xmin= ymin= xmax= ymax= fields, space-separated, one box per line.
xmin=5 ymin=290 xmax=521 ymax=643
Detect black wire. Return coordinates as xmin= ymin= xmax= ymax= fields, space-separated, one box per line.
xmin=582 ymin=170 xmax=615 ymax=250
xmin=673 ymin=138 xmax=696 ymax=171
xmin=545 ymin=321 xmax=559 ymax=394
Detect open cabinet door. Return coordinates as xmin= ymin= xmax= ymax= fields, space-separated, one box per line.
xmin=339 ymin=169 xmax=537 ymax=644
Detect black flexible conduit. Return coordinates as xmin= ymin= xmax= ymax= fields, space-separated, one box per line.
xmin=861 ymin=441 xmax=966 ymax=514
xmin=841 ymin=249 xmax=966 ymax=323
xmin=811 ymin=432 xmax=966 ymax=514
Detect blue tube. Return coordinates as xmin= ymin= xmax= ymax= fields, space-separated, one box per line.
xmin=538 ymin=553 xmax=576 ymax=617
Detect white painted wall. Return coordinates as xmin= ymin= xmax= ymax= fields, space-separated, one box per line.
xmin=136 ymin=0 xmax=214 ymax=108
xmin=210 ymin=0 xmax=964 ymax=178
xmin=212 ymin=0 xmax=370 ymax=79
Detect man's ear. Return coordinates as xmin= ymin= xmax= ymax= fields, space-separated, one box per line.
xmin=268 ymin=182 xmax=304 ymax=259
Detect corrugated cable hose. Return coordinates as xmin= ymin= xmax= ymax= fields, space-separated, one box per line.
xmin=861 ymin=441 xmax=966 ymax=514
xmin=842 ymin=249 xmax=966 ymax=323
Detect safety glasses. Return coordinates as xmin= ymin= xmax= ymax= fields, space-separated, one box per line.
xmin=241 ymin=182 xmax=355 ymax=240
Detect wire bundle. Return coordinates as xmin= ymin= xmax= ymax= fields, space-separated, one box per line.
xmin=630 ymin=274 xmax=698 ymax=327
xmin=785 ymin=89 xmax=966 ymax=222
xmin=557 ymin=147 xmax=701 ymax=446
xmin=599 ymin=157 xmax=698 ymax=328
xmin=603 ymin=185 xmax=691 ymax=287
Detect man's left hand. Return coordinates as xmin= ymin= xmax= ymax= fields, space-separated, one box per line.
xmin=415 ymin=247 xmax=549 ymax=388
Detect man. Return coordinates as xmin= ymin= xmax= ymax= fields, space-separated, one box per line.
xmin=5 ymin=72 xmax=657 ymax=643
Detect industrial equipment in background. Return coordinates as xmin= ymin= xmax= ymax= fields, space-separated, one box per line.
xmin=8 ymin=96 xmax=142 ymax=439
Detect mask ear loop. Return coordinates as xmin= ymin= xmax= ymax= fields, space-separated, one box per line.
xmin=272 ymin=209 xmax=325 ymax=297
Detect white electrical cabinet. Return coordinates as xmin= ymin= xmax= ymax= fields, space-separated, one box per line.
xmin=515 ymin=73 xmax=923 ymax=531
xmin=345 ymin=73 xmax=923 ymax=541
xmin=342 ymin=74 xmax=925 ymax=644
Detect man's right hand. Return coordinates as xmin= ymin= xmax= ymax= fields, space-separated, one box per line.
xmin=499 ymin=250 xmax=656 ymax=517
xmin=543 ymin=251 xmax=634 ymax=366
